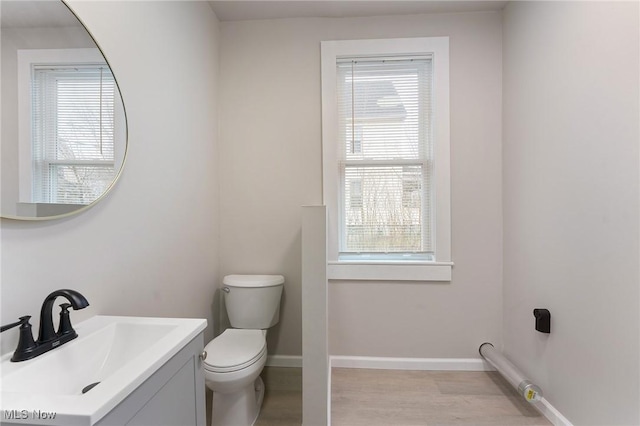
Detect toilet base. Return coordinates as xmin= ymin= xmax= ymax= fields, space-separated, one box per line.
xmin=211 ymin=376 xmax=265 ymax=426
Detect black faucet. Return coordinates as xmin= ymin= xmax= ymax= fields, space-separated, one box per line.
xmin=38 ymin=289 xmax=89 ymax=343
xmin=0 ymin=289 xmax=89 ymax=362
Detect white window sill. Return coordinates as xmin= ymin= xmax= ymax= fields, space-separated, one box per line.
xmin=327 ymin=261 xmax=453 ymax=282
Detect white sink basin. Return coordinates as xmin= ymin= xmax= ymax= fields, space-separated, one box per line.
xmin=0 ymin=315 xmax=207 ymax=425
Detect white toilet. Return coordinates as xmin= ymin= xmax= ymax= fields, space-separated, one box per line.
xmin=203 ymin=274 xmax=284 ymax=426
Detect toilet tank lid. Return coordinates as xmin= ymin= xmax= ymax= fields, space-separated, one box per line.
xmin=223 ymin=274 xmax=284 ymax=288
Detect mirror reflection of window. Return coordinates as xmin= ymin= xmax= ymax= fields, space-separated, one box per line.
xmin=14 ymin=47 xmax=126 ymax=217
xmin=31 ymin=65 xmax=116 ymax=205
xmin=1 ymin=0 xmax=127 ymax=220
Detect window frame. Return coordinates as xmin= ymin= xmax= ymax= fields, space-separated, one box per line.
xmin=17 ymin=48 xmax=125 ymax=205
xmin=321 ymin=37 xmax=452 ymax=281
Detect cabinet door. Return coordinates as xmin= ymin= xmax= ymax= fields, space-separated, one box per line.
xmin=96 ymin=334 xmax=205 ymax=426
xmin=126 ymin=359 xmax=199 ymax=426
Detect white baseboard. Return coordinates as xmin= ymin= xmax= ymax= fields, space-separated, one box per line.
xmin=535 ymin=397 xmax=573 ymax=426
xmin=330 ymin=355 xmax=495 ymax=371
xmin=266 ymin=354 xmax=302 ymax=368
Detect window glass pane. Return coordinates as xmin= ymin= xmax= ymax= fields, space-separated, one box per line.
xmin=344 ymin=165 xmax=428 ymax=253
xmin=55 ymin=71 xmax=115 ymax=162
xmin=50 ymin=165 xmax=115 ymax=205
xmin=338 ymin=58 xmax=433 ymax=254
xmin=338 ymin=60 xmax=431 ymax=162
xmin=31 ymin=65 xmax=116 ymax=204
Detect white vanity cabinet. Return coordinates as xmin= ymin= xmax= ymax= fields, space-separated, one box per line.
xmin=1 ymin=316 xmax=207 ymax=426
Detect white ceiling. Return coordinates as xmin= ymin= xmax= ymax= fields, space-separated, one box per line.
xmin=1 ymin=1 xmax=508 ymax=27
xmin=209 ymin=1 xmax=508 ymax=22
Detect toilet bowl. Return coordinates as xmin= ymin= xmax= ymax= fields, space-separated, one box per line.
xmin=203 ymin=329 xmax=267 ymax=425
xmin=203 ymin=275 xmax=284 ymax=426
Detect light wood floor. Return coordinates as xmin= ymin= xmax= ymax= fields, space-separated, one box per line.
xmin=255 ymin=367 xmax=303 ymax=426
xmin=255 ymin=367 xmax=551 ymax=426
xmin=331 ymin=368 xmax=550 ymax=426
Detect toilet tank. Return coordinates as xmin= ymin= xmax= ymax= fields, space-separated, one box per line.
xmin=223 ymin=275 xmax=284 ymax=329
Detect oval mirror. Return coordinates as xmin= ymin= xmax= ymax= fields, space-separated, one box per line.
xmin=1 ymin=0 xmax=127 ymax=220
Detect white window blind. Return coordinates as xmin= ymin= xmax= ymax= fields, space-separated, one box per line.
xmin=337 ymin=56 xmax=434 ymax=258
xmin=31 ymin=64 xmax=116 ymax=205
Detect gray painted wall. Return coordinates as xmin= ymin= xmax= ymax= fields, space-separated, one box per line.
xmin=219 ymin=11 xmax=503 ymax=358
xmin=502 ymin=2 xmax=639 ymax=424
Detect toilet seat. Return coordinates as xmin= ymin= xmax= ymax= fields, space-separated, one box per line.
xmin=204 ymin=329 xmax=266 ymax=373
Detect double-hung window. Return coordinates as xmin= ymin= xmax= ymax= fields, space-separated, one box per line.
xmin=18 ymin=48 xmax=122 ymax=206
xmin=321 ymin=38 xmax=452 ymax=281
